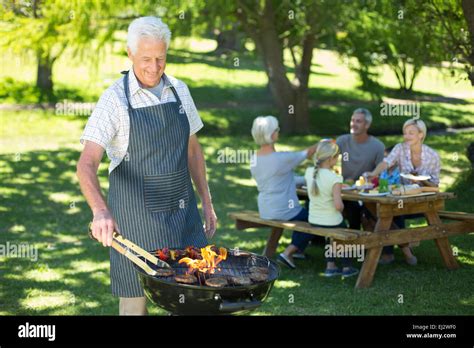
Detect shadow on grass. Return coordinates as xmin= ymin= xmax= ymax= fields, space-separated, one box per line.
xmin=1 ymin=134 xmax=473 ymax=315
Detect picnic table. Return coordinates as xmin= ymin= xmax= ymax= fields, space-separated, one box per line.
xmin=296 ymin=188 xmax=473 ymax=288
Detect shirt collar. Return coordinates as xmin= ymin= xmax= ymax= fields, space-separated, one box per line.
xmin=128 ymin=67 xmax=171 ymax=97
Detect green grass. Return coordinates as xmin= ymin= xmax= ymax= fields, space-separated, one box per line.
xmin=1 ymin=37 xmax=473 ymax=315
xmin=0 ymin=108 xmax=473 ymax=315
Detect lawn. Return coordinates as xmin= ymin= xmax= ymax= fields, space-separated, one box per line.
xmin=0 ymin=108 xmax=473 ymax=315
xmin=0 ymin=39 xmax=473 ymax=315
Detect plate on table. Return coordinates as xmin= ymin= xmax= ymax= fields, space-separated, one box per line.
xmin=359 ymin=191 xmax=390 ymax=197
xmin=400 ymin=173 xmax=431 ymax=181
xmin=342 ymin=184 xmax=357 ymax=191
xmin=389 ymin=192 xmax=437 ymax=198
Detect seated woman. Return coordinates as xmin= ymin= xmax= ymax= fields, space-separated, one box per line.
xmin=250 ymin=116 xmax=316 ymax=269
xmin=367 ymin=119 xmax=441 ymax=265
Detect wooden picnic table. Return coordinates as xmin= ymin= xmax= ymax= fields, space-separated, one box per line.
xmin=296 ymin=188 xmax=472 ymax=288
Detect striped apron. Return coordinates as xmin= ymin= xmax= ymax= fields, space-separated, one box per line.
xmin=107 ymin=71 xmax=208 ymax=297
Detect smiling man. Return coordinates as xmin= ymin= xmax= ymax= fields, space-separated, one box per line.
xmin=336 ymin=108 xmax=385 ymax=231
xmin=76 ymin=17 xmax=217 ymax=315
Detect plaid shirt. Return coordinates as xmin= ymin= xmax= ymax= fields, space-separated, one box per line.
xmin=384 ymin=142 xmax=441 ymax=185
xmin=80 ymin=70 xmax=203 ymax=173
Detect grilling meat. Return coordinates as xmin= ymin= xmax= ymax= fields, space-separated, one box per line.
xmin=249 ymin=272 xmax=268 ymax=282
xmin=174 ymin=274 xmax=198 ymax=284
xmin=228 ymin=276 xmax=252 ymax=286
xmin=205 ymin=277 xmax=228 ymax=288
xmin=155 ymin=268 xmax=175 ymax=277
xmin=249 ymin=266 xmax=269 ymax=275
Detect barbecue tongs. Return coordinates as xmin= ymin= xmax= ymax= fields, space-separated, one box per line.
xmin=88 ymin=223 xmax=171 ymax=276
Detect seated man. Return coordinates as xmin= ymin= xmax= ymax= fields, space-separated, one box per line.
xmin=336 ymin=108 xmax=385 ymax=231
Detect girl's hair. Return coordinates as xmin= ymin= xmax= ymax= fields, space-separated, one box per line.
xmin=311 ymin=139 xmax=340 ymax=196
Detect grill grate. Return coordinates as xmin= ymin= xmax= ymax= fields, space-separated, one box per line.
xmin=141 ymin=249 xmax=278 ymax=288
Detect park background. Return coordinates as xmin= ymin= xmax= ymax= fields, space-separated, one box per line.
xmin=0 ymin=0 xmax=473 ymax=315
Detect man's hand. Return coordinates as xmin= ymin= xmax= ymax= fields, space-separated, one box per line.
xmin=91 ymin=209 xmax=120 ymax=247
xmin=202 ymin=202 xmax=217 ymax=239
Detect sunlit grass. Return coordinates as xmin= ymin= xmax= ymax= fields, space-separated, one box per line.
xmin=0 ymin=38 xmax=473 ymax=315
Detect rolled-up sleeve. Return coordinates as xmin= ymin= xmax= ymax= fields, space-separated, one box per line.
xmin=176 ymin=81 xmax=203 ymax=136
xmin=80 ymin=89 xmax=119 ymax=149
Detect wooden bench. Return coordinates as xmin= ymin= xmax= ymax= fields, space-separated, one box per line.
xmin=228 ymin=210 xmax=371 ymax=257
xmin=228 ymin=209 xmax=473 ymax=289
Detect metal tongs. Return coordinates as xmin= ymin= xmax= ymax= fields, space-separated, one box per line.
xmin=88 ymin=223 xmax=171 ymax=276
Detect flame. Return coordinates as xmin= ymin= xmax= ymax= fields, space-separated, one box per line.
xmin=179 ymin=245 xmax=227 ymax=274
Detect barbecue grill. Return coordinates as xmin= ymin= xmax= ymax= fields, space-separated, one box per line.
xmin=88 ymin=227 xmax=280 ymax=315
xmin=136 ymin=249 xmax=280 ymax=315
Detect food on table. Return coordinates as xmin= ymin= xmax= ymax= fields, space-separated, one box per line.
xmin=368 ymin=189 xmax=379 ymax=194
xmin=174 ymin=274 xmax=198 ymax=284
xmin=205 ymin=277 xmax=228 ymax=288
xmin=391 ymin=184 xmax=422 ymax=196
xmin=355 ymin=176 xmax=366 ymax=187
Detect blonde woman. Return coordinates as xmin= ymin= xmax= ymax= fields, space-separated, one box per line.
xmin=305 ymin=139 xmax=359 ymax=278
xmin=366 ymin=118 xmax=441 ymax=265
xmin=250 ymin=116 xmax=317 ymax=269
xmin=367 ymin=119 xmax=440 ymax=186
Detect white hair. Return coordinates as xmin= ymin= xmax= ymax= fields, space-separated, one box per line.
xmin=403 ymin=118 xmax=427 ymax=142
xmin=127 ymin=16 xmax=171 ymax=54
xmin=353 ymin=108 xmax=373 ymax=125
xmin=251 ymin=116 xmax=279 ymax=145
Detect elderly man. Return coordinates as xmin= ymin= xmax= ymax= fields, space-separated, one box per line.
xmin=76 ymin=17 xmax=217 ymax=315
xmin=336 ymin=108 xmax=385 ymax=232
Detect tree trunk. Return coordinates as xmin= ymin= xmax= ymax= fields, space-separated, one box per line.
xmin=461 ymin=0 xmax=474 ymax=85
xmin=235 ymin=0 xmax=314 ymax=134
xmin=256 ymin=2 xmax=297 ymax=133
xmin=36 ymin=50 xmax=54 ymax=101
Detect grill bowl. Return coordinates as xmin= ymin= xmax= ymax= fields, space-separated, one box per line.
xmin=134 ymin=249 xmax=280 ymax=315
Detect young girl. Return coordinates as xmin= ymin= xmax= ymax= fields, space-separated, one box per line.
xmin=305 ymin=139 xmax=359 ymax=278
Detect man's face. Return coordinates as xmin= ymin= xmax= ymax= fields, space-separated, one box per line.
xmin=128 ymin=37 xmax=167 ymax=88
xmin=350 ymin=112 xmax=370 ymax=135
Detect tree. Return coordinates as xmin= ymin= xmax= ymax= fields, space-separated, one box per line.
xmin=335 ymin=0 xmax=451 ymax=94
xmin=1 ymin=0 xmax=112 ymax=100
xmin=427 ymin=0 xmax=474 ymax=86
xmin=0 ymin=0 xmax=200 ymax=101
xmin=227 ymin=0 xmax=340 ymax=134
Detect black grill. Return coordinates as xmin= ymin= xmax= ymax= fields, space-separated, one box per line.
xmin=135 ymin=249 xmax=280 ymax=315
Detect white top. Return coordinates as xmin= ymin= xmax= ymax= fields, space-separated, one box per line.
xmin=250 ymin=150 xmax=307 ymax=220
xmin=305 ymin=167 xmax=343 ymax=226
xmin=80 ymin=69 xmax=204 ymax=173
